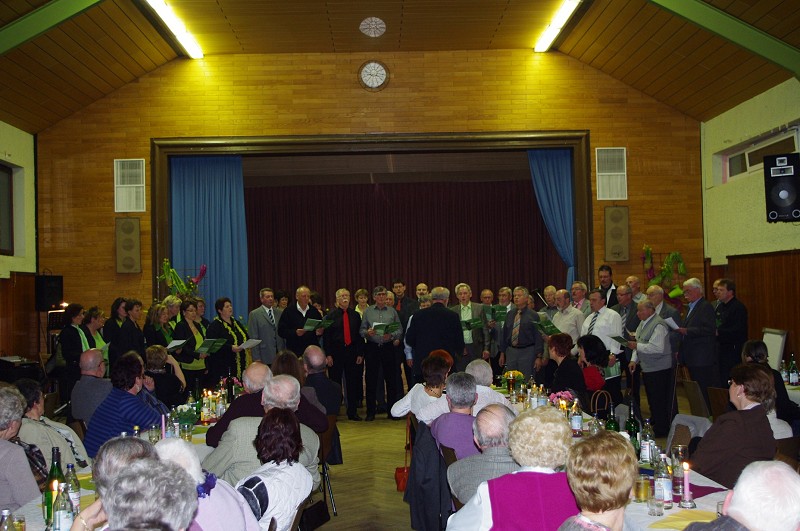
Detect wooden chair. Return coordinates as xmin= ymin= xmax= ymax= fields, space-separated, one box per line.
xmin=68 ymin=419 xmax=87 ymax=441
xmin=776 ymin=436 xmax=800 ymax=462
xmin=289 ymin=495 xmax=311 ymax=531
xmin=590 ymin=390 xmax=612 ymax=418
xmin=775 ymin=451 xmax=800 ymax=471
xmin=671 ymin=424 xmax=692 ymax=452
xmin=438 ymin=444 xmax=462 ymax=510
xmin=682 ymin=380 xmax=710 ymax=418
xmin=43 ymin=390 xmax=60 ymax=419
xmin=706 ymin=387 xmax=731 ymax=420
xmin=317 ymin=414 xmax=338 ymax=516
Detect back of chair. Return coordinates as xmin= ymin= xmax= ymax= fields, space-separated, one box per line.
xmin=69 ymin=420 xmax=87 ymax=441
xmin=319 ymin=414 xmax=338 ymax=463
xmin=762 ymin=328 xmax=787 ymax=371
xmin=43 ymin=391 xmax=60 ymax=419
xmin=706 ymin=387 xmax=730 ymax=420
xmin=682 ymin=380 xmax=710 ymax=418
xmin=776 ymin=436 xmax=800 ymax=462
xmin=439 ymin=444 xmax=458 ymax=468
xmin=590 ymin=390 xmax=612 ymax=416
xmin=671 ymin=424 xmax=692 ymax=452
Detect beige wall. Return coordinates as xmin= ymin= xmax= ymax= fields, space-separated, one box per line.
xmin=0 ymin=121 xmax=35 ymax=278
xmin=701 ymin=78 xmax=800 ymax=265
xmin=35 ymin=50 xmax=702 ymax=307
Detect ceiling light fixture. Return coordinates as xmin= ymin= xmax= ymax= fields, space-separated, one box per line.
xmin=534 ymin=0 xmax=581 ymax=52
xmin=359 ymin=17 xmax=386 ymax=38
xmin=145 ymin=0 xmax=203 ymax=58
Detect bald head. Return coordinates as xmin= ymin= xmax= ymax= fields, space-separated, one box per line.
xmin=242 ymin=361 xmax=272 ymax=393
xmin=79 ymin=349 xmax=105 ymax=376
xmin=473 ymin=403 xmax=516 ymax=449
xmin=302 ymin=345 xmax=327 ymax=374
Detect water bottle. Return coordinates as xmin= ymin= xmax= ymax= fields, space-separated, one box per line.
xmin=53 ymin=482 xmax=74 ymax=531
xmin=640 ymin=418 xmax=655 ymax=463
xmin=65 ymin=463 xmax=82 ymax=515
xmin=656 ymin=454 xmax=673 ymax=509
xmin=0 ymin=509 xmax=14 ymax=531
xmin=789 ymin=353 xmax=799 ymax=385
xmin=570 ymin=401 xmax=583 ymax=437
xmin=780 ymin=360 xmax=789 ymax=384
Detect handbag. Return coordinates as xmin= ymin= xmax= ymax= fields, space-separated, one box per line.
xmin=395 ymin=415 xmax=411 ymax=491
xmin=299 ymin=498 xmax=330 ymax=530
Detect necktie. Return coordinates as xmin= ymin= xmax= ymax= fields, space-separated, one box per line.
xmin=343 ymin=309 xmax=352 ymax=346
xmin=588 ymin=312 xmax=599 ymax=334
xmin=573 ymin=301 xmax=580 ymax=309
xmin=621 ymin=306 xmax=628 ymax=325
xmin=267 ymin=308 xmax=275 ymax=326
xmin=511 ymin=310 xmax=521 ymax=347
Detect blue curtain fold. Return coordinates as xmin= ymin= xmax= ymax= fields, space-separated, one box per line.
xmin=528 ymin=149 xmax=576 ymax=289
xmin=170 ymin=155 xmax=249 ymax=321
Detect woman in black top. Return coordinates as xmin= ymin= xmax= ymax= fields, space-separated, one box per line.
xmin=103 ymin=297 xmax=128 ymax=367
xmin=549 ymin=332 xmax=589 ymax=408
xmin=143 ymin=303 xmax=171 ymax=348
xmin=205 ymin=297 xmax=248 ymax=385
xmin=172 ymin=299 xmax=207 ymax=396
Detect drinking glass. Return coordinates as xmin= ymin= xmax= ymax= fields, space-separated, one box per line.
xmin=648 ymin=493 xmax=664 ymax=516
xmin=716 ymin=501 xmax=725 ymax=518
xmin=180 ymin=423 xmax=193 ymax=442
xmin=13 ymin=515 xmax=25 ymax=531
xmin=634 ymin=474 xmax=650 ymax=503
xmin=671 ymin=445 xmax=688 ymax=495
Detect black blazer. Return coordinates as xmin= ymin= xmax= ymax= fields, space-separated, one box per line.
xmin=143 ymin=323 xmax=170 ymax=348
xmin=115 ymin=318 xmax=145 ymax=362
xmin=278 ymin=305 xmax=322 ymax=354
xmin=405 ymin=303 xmax=465 ymax=362
xmin=679 ymin=299 xmax=717 ymax=367
xmin=322 ymin=307 xmax=363 ymax=357
xmin=57 ymin=325 xmax=84 ymax=367
xmin=172 ymin=319 xmax=206 ymax=366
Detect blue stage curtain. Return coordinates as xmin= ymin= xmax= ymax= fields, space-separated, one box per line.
xmin=170 ymin=155 xmax=249 ymax=321
xmin=528 ymin=149 xmax=576 ymax=289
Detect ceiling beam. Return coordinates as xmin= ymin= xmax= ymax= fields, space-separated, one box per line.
xmin=0 ymin=0 xmax=103 ymax=56
xmin=648 ymin=0 xmax=800 ymax=78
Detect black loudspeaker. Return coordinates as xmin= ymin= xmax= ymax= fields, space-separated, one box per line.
xmin=764 ymin=153 xmax=800 ymax=223
xmin=604 ymin=206 xmax=629 ymax=261
xmin=35 ymin=275 xmax=63 ymax=311
xmin=116 ymin=217 xmax=141 ymax=273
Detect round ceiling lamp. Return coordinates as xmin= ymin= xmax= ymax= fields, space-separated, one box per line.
xmin=359 ymin=17 xmax=386 ymax=38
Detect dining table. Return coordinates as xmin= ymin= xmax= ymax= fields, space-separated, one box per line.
xmin=785 ymin=382 xmax=800 ymax=406
xmin=623 ymin=468 xmax=727 ymax=531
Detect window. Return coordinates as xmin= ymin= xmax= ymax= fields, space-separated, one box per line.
xmin=0 ymin=163 xmax=12 ymax=255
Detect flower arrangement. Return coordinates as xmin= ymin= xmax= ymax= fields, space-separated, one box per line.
xmin=549 ymin=390 xmax=574 ymax=405
xmin=157 ymin=258 xmax=207 ymax=297
xmin=174 ymin=403 xmax=198 ymax=425
xmin=220 ymin=376 xmax=244 ymax=399
xmin=502 ymin=370 xmax=524 ymax=381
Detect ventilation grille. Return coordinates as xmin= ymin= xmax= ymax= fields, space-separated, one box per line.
xmin=114 ymin=159 xmax=146 ymax=212
xmin=596 ymin=147 xmax=627 ymax=200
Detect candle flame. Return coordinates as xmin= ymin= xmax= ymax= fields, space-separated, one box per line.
xmin=682 ymin=462 xmax=690 ymax=472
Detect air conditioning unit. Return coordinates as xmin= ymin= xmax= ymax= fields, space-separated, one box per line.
xmin=726 ymin=128 xmax=799 ymax=181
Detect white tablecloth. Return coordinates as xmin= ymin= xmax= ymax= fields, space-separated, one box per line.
xmin=786 ymin=384 xmax=800 ymax=406
xmin=623 ymin=471 xmax=726 ymax=531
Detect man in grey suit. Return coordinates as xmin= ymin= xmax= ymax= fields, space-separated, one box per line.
xmin=450 ymin=283 xmax=490 ymax=373
xmin=447 ymin=403 xmax=519 ymax=504
xmin=677 ymin=278 xmax=718 ymax=405
xmin=247 ymin=288 xmax=284 ymax=364
xmin=202 ymin=374 xmax=319 ymax=489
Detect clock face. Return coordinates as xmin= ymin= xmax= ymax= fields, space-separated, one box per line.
xmin=359 ymin=61 xmax=389 ymax=91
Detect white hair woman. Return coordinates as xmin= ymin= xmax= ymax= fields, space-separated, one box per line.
xmin=447 ymin=407 xmax=579 ymax=530
xmin=0 ymin=385 xmax=39 ymax=509
xmin=156 ymin=438 xmax=259 ymax=530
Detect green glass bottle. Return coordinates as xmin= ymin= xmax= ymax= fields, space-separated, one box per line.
xmin=625 ymin=396 xmax=640 ymax=452
xmin=44 ymin=447 xmax=65 ymax=526
xmin=605 ymin=406 xmax=620 ymax=432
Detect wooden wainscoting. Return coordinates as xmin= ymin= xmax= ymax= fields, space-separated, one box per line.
xmin=0 ymin=272 xmax=39 ymax=359
xmin=727 ymin=249 xmax=800 ymax=359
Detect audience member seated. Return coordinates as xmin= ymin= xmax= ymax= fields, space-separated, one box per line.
xmin=549 ymin=333 xmax=589 ymax=409
xmin=0 ymin=385 xmax=40 ymax=510
xmin=558 ymin=431 xmax=638 ymax=531
xmin=145 ymin=345 xmax=188 ymax=409
xmin=15 ymin=377 xmax=90 ymax=468
xmin=689 ymin=363 xmax=777 ymax=488
xmin=71 ymin=348 xmax=112 ymax=425
xmin=156 ymin=438 xmax=259 ymax=531
xmin=430 ymin=372 xmax=480 ymax=459
xmin=391 ymin=352 xmax=452 ymax=418
xmin=742 ymin=339 xmax=800 ymax=436
xmin=302 ymin=345 xmax=342 ymax=416
xmin=236 ymin=408 xmax=313 ymax=531
xmin=417 ymin=360 xmax=512 ymax=425
xmin=103 ymin=458 xmax=198 ymax=531
xmin=206 ymin=361 xmax=326 ymax=448
xmin=576 ymin=334 xmax=609 ymax=394
xmin=447 ymin=407 xmax=578 ymax=530
xmin=203 ymin=375 xmax=320 ymax=489
xmin=84 ymin=352 xmax=161 ymax=457
xmin=685 ymin=461 xmax=800 ymax=531
xmin=271 ymin=350 xmax=329 ymax=431
xmin=447 ymin=404 xmax=519 ymax=505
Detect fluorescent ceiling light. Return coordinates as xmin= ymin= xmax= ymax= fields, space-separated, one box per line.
xmin=145 ymin=0 xmax=203 ymax=59
xmin=534 ymin=0 xmax=581 ymax=52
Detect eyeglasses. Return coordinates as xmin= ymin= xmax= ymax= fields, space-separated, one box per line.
xmin=727 ymin=379 xmax=736 ymax=387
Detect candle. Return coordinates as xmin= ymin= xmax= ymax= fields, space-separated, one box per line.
xmin=682 ymin=462 xmax=690 ymax=498
xmin=161 ymin=414 xmax=166 ymax=439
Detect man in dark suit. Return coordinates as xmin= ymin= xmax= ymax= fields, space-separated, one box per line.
xmin=247 ymin=288 xmax=284 ymax=364
xmin=277 ymin=285 xmax=323 ymax=355
xmin=713 ymin=278 xmax=748 ymax=385
xmin=677 ymin=278 xmax=718 ymax=405
xmin=450 ymin=283 xmax=490 ymax=372
xmin=302 ymin=345 xmax=342 ymax=416
xmin=322 ymin=288 xmax=364 ymax=420
xmin=597 ymin=264 xmax=619 ymax=308
xmin=611 ymin=285 xmax=642 ymax=414
xmin=405 ymin=286 xmax=465 ymax=382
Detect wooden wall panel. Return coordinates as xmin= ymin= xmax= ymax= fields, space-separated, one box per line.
xmin=727 ymin=250 xmax=800 ymax=360
xmin=0 ymin=273 xmax=39 ymax=359
xmin=34 ymin=50 xmax=703 ymax=316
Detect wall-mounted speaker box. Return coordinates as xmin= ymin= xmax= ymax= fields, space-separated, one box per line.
xmin=604 ymin=206 xmax=629 ymax=261
xmin=35 ymin=275 xmax=63 ymax=311
xmin=116 ymin=217 xmax=141 ymax=273
xmin=764 ymin=153 xmax=800 ymax=223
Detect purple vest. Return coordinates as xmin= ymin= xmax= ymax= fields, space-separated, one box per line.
xmin=487 ymin=471 xmax=578 ymax=530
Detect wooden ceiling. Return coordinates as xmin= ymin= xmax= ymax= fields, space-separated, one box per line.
xmin=0 ymin=0 xmax=798 ymax=134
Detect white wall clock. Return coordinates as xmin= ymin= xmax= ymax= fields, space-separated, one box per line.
xmin=358 ymin=60 xmax=389 ymax=91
